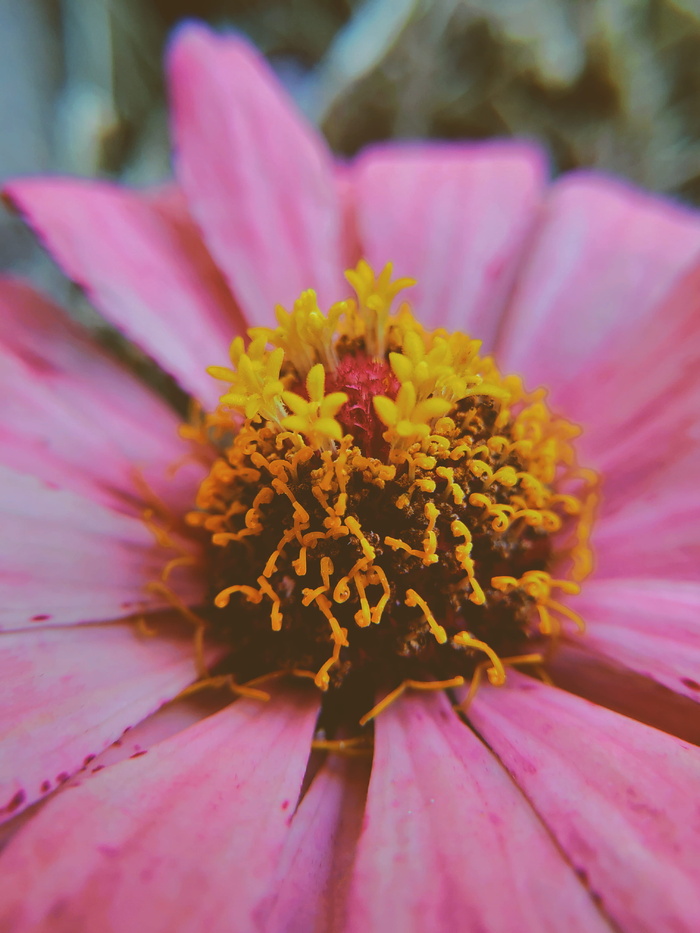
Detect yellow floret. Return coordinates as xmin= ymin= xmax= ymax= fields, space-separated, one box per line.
xmin=281 ymin=363 xmax=348 ymax=446
xmin=346 ymin=260 xmax=416 ymax=356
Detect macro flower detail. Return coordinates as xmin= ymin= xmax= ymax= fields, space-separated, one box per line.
xmin=181 ymin=258 xmax=596 ymax=718
xmin=1 ymin=21 xmax=700 ymax=933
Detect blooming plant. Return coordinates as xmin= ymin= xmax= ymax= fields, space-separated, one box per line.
xmin=1 ymin=22 xmax=700 ymax=933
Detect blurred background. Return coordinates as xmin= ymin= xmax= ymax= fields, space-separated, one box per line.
xmin=3 ymin=0 xmax=700 ymax=296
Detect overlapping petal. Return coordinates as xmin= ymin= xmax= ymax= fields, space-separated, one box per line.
xmin=497 ymin=173 xmax=700 ymax=398
xmin=0 ymin=687 xmax=320 ymax=933
xmin=468 ymin=673 xmax=700 ymax=933
xmin=0 ymin=279 xmax=207 ymax=515
xmin=3 ymin=180 xmax=243 ymax=405
xmin=345 ymin=690 xmax=612 ymax=933
xmin=535 ymin=256 xmax=700 ymax=519
xmin=592 ymin=450 xmax=700 ymax=581
xmin=352 ymin=141 xmax=545 ymax=348
xmin=258 ymin=755 xmax=370 ymax=933
xmin=0 ymin=620 xmax=213 ymax=822
xmin=168 ymin=24 xmax=346 ymax=325
xmin=546 ymin=640 xmax=700 ymax=747
xmin=0 ymin=465 xmax=204 ymax=630
xmin=572 ymin=579 xmax=700 ymax=703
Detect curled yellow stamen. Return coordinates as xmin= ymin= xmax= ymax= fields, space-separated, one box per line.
xmin=359 ymin=676 xmax=465 ymax=727
xmin=452 ymin=631 xmax=506 ymax=686
xmin=405 ymin=589 xmax=447 ymax=644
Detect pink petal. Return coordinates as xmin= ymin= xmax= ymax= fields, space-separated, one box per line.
xmin=335 ymin=162 xmax=363 ymax=270
xmin=573 ymin=578 xmax=700 ymax=703
xmin=468 ymin=673 xmax=700 ymax=933
xmin=496 ymin=172 xmax=700 ymax=397
xmin=0 ymin=620 xmax=212 ymax=821
xmin=82 ymin=689 xmax=234 ymax=774
xmin=0 ymin=687 xmax=319 ymax=933
xmin=591 ymin=452 xmax=700 ymax=581
xmin=0 ymin=278 xmax=208 ymax=514
xmin=258 ymin=755 xmax=370 ymax=932
xmin=352 ymin=141 xmax=546 ymax=348
xmin=3 ymin=179 xmax=243 ymax=405
xmin=345 ymin=690 xmax=611 ymax=933
xmin=548 ymin=259 xmax=700 ymax=511
xmin=0 ymin=465 xmax=204 ymax=630
xmin=168 ymin=24 xmax=345 ymax=325
xmin=547 ymin=640 xmax=700 ymax=747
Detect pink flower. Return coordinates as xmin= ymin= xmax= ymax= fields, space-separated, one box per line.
xmin=1 ymin=21 xmax=700 ymax=933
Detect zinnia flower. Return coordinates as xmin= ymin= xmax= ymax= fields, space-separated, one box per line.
xmin=1 ymin=22 xmax=699 ymax=933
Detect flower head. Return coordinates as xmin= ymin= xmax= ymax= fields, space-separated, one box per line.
xmin=0 ymin=22 xmax=699 ymax=933
xmin=185 ymin=259 xmax=595 ymax=712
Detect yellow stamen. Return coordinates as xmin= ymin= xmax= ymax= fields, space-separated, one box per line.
xmin=257 ymin=575 xmax=283 ymax=630
xmin=214 ymin=584 xmax=262 ymax=608
xmin=453 ymin=631 xmax=506 ymax=686
xmin=314 ymin=594 xmax=349 ymax=646
xmin=359 ymin=676 xmax=465 ymax=727
xmin=311 ymin=737 xmax=373 ymax=756
xmin=405 ymin=589 xmax=447 ymax=644
xmin=146 ymin=580 xmax=209 ymax=678
xmin=315 ymin=631 xmax=347 ymax=690
xmin=344 ymin=515 xmax=376 ymax=561
xmin=370 ymin=565 xmax=391 ymax=624
xmin=354 ymin=574 xmax=372 ymax=627
xmin=458 ymin=653 xmax=545 ymax=711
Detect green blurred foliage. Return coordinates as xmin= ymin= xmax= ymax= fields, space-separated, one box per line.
xmin=2 ymin=0 xmax=699 ymax=397
xmin=4 ymin=0 xmax=700 ymax=198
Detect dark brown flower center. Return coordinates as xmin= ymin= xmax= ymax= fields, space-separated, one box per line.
xmin=174 ymin=263 xmax=597 ymax=721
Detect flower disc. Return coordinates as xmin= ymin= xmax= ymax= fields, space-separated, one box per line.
xmin=177 ymin=261 xmax=597 ymax=710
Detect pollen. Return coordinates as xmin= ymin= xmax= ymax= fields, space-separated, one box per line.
xmin=172 ymin=261 xmax=597 ymax=708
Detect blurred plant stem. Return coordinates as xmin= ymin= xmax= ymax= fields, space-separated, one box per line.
xmin=2 ymin=0 xmax=700 ymax=248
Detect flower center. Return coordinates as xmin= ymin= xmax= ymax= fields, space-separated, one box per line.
xmin=175 ymin=262 xmax=597 ymax=717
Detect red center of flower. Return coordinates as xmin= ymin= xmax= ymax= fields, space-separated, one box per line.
xmin=327 ymin=354 xmax=399 ymax=457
